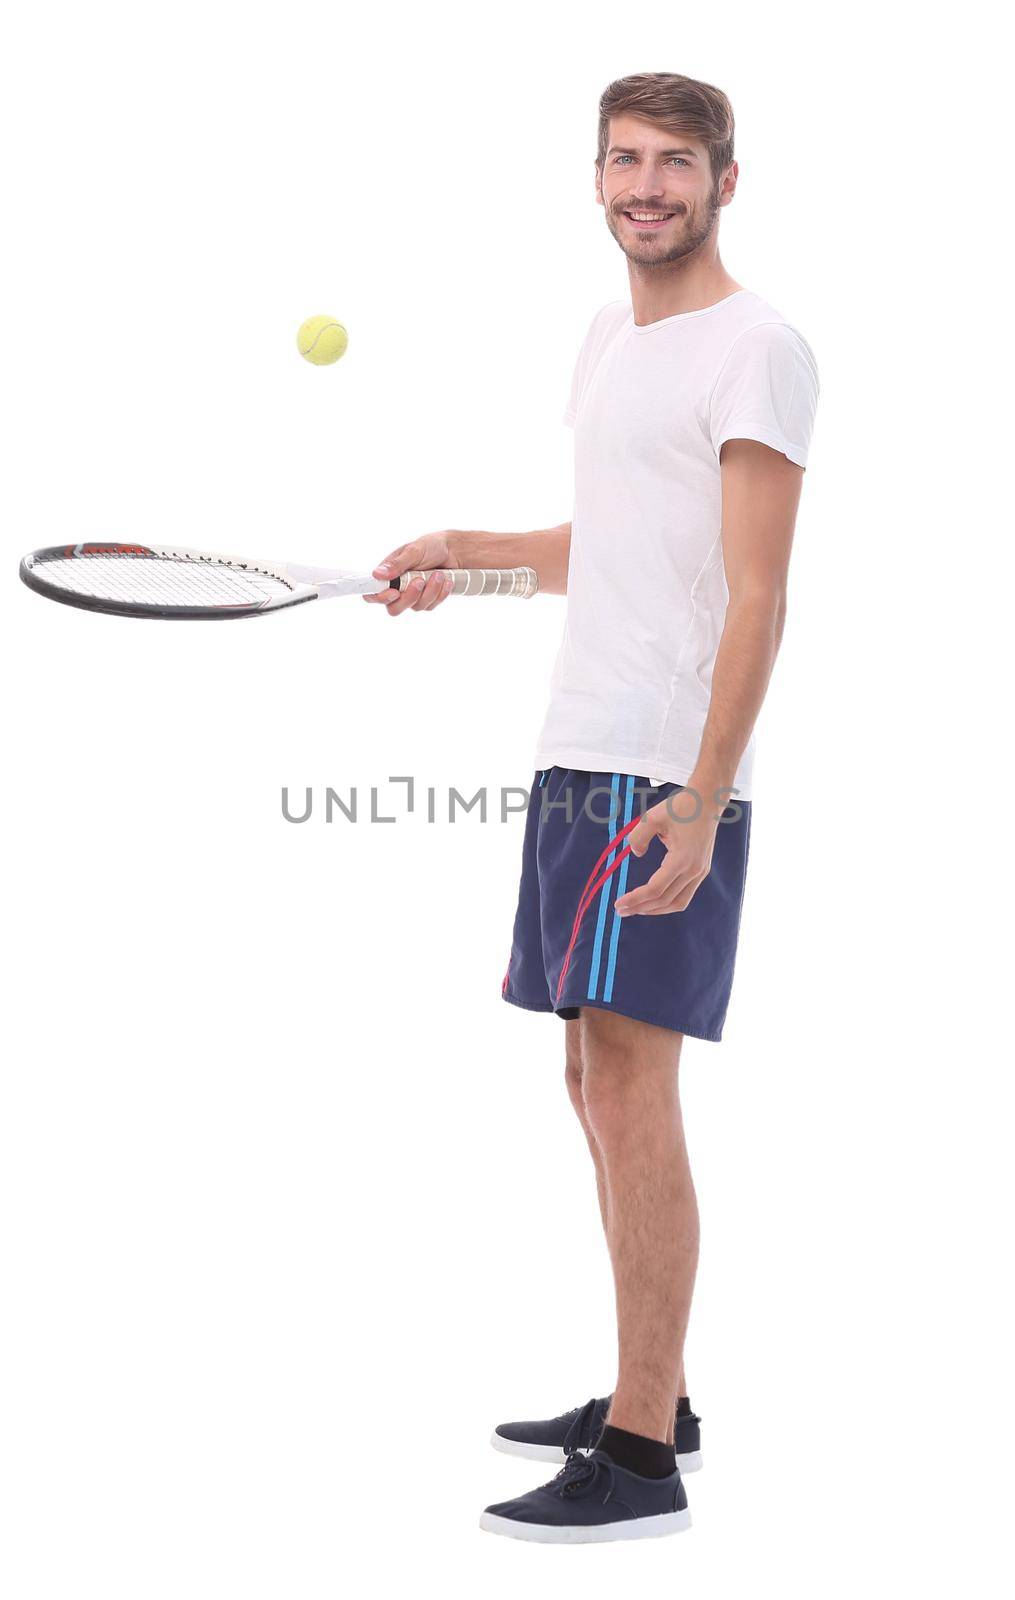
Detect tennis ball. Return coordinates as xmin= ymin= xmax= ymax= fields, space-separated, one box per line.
xmin=296 ymin=314 xmax=348 ymax=366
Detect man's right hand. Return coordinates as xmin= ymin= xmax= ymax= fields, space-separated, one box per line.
xmin=364 ymin=533 xmax=462 ymax=616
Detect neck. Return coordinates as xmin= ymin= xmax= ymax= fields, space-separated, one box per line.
xmin=626 ymin=247 xmax=742 ymax=327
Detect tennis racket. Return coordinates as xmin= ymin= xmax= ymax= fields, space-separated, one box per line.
xmin=19 ymin=542 xmax=539 ymax=620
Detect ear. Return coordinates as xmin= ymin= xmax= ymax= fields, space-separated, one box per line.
xmin=594 ymin=162 xmax=604 ymax=207
xmin=718 ymin=160 xmax=739 ymax=208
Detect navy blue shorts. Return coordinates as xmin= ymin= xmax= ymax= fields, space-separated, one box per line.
xmin=502 ymin=768 xmax=752 ymax=1042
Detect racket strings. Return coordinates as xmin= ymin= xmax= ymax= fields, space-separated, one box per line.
xmin=33 ymin=554 xmax=294 ymax=609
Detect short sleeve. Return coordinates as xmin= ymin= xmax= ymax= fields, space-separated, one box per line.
xmin=562 ymin=349 xmax=580 ymax=429
xmin=708 ymin=322 xmax=819 ymax=468
xmin=561 ymin=301 xmax=627 ymax=431
xmin=560 ymin=350 xmax=576 ymax=425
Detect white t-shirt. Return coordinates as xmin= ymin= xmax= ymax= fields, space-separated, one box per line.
xmin=534 ymin=289 xmax=819 ymax=800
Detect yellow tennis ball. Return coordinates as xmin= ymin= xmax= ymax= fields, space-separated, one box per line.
xmin=296 ymin=314 xmax=348 ymax=366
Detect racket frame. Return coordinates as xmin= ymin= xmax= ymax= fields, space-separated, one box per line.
xmin=20 ymin=542 xmax=318 ymax=621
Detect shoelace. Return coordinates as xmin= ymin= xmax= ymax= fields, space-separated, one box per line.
xmin=553 ymin=1450 xmax=616 ymax=1503
xmin=561 ymin=1396 xmax=604 ymax=1455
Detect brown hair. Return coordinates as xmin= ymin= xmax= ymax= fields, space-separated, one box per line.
xmin=596 ymin=73 xmax=735 ymax=185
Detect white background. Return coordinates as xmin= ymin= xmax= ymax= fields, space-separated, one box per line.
xmin=2 ymin=1 xmax=1011 ymax=1594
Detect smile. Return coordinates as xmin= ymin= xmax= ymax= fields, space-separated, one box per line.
xmin=623 ymin=211 xmax=677 ymax=229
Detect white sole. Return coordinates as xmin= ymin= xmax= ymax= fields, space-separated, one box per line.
xmin=490 ymin=1433 xmax=703 ymax=1475
xmin=479 ymin=1507 xmax=692 ymax=1544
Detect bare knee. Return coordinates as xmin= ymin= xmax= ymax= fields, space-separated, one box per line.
xmin=580 ymin=1012 xmax=681 ymax=1151
xmin=563 ymin=1022 xmax=588 ymax=1122
xmin=581 ymin=1055 xmax=637 ymax=1151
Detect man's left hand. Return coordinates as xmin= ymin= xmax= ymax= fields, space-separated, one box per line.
xmin=614 ymin=790 xmax=720 ymax=917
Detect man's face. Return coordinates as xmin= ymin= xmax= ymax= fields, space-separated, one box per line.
xmin=596 ymin=115 xmax=728 ymax=267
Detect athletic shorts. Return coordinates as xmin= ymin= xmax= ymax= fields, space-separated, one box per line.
xmin=501 ymin=768 xmax=752 ymax=1042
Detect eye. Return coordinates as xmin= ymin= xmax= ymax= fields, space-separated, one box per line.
xmin=669 ymin=157 xmax=691 ymax=168
xmin=613 ymin=155 xmax=634 ymax=165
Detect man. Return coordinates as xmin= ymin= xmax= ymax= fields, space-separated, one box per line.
xmin=367 ymin=71 xmax=819 ymax=1543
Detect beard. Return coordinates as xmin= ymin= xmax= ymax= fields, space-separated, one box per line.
xmin=605 ymin=184 xmax=722 ymax=267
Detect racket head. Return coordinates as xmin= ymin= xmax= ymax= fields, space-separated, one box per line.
xmin=19 ymin=543 xmax=318 ymax=620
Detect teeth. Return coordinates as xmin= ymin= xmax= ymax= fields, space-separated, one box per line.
xmin=628 ymin=212 xmax=674 ymax=221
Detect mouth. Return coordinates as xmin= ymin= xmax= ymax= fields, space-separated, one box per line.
xmin=622 ymin=210 xmax=678 ymax=231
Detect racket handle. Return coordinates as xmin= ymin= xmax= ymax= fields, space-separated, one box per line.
xmin=393 ymin=566 xmax=538 ymax=598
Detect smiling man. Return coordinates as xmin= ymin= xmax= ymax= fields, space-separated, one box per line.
xmin=368 ymin=71 xmax=819 ymax=1543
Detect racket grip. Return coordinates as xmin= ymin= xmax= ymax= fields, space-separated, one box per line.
xmin=394 ymin=566 xmax=538 ymax=598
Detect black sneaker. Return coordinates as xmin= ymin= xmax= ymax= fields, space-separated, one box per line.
xmin=480 ymin=1448 xmax=691 ymax=1544
xmin=492 ymin=1395 xmax=702 ymax=1472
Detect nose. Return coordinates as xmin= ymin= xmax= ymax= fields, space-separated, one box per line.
xmin=628 ymin=162 xmax=667 ymax=201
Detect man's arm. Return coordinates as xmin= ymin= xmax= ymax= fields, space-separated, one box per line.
xmin=366 ymin=523 xmax=571 ymax=614
xmin=447 ymin=525 xmax=571 ymax=595
xmin=615 ymin=438 xmax=804 ymax=916
xmin=685 ymin=438 xmax=803 ymax=805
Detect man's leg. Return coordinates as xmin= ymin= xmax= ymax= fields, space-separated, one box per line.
xmin=564 ymin=1018 xmax=609 ymax=1228
xmin=564 ymin=1016 xmax=689 ymax=1402
xmin=577 ymin=1008 xmax=697 ymax=1444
